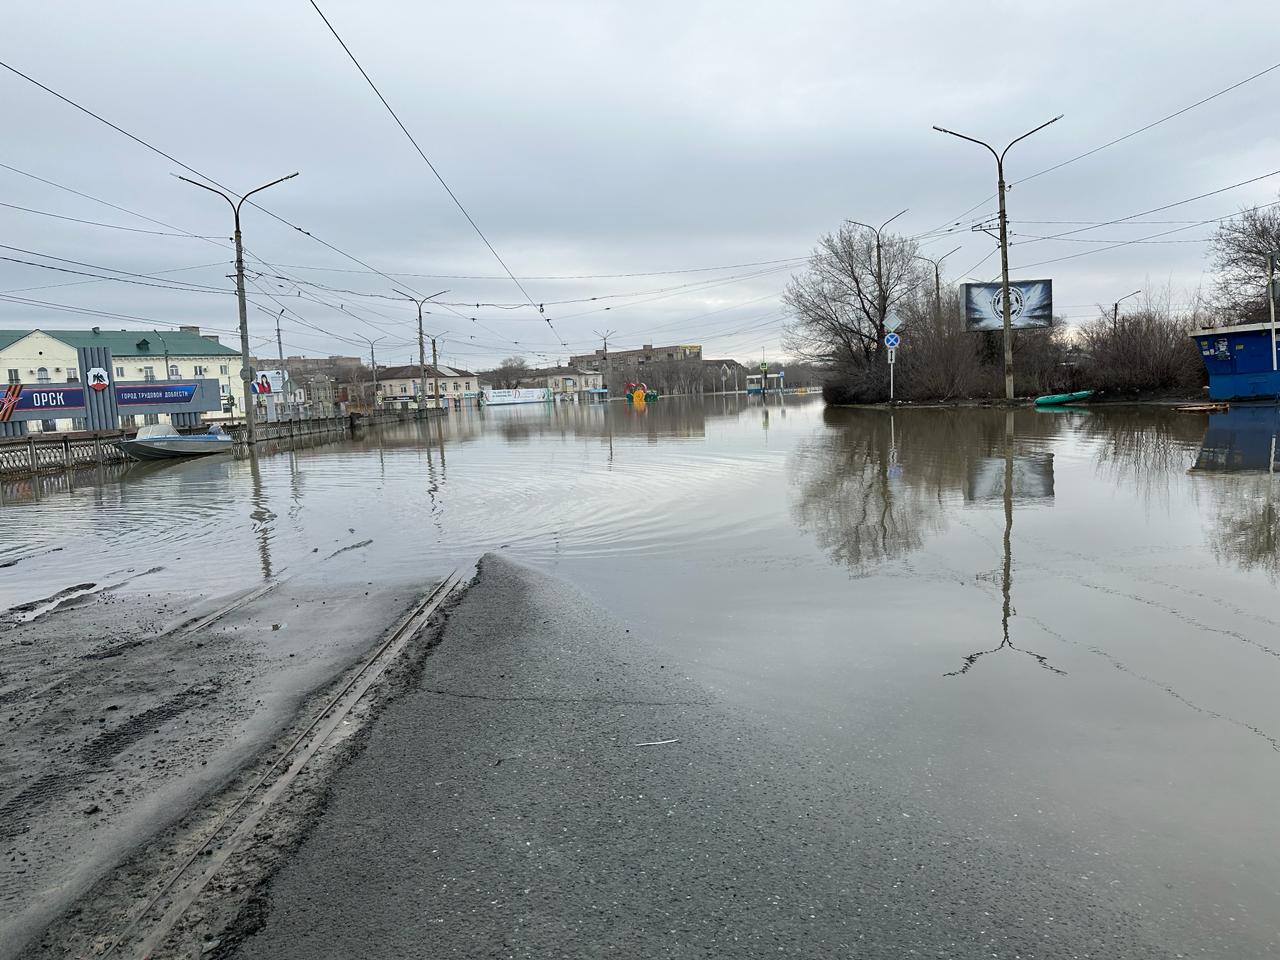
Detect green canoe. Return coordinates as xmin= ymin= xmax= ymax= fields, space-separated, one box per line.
xmin=1033 ymin=390 xmax=1094 ymax=407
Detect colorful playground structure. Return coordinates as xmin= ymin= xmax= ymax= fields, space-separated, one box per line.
xmin=624 ymin=382 xmax=659 ymax=403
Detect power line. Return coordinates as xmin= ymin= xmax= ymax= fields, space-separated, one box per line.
xmin=252 ymin=256 xmax=809 ymax=282
xmin=305 ymin=1 xmax=539 ymax=310
xmin=916 ymin=58 xmax=1280 ymax=240
xmin=0 ymin=199 xmax=220 ymax=237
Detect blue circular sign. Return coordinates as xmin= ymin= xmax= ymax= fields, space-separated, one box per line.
xmin=885 ymin=332 xmax=901 ymax=348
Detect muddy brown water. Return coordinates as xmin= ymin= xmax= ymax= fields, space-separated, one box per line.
xmin=3 ymin=396 xmax=1279 ymax=955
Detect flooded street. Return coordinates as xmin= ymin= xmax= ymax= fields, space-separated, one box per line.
xmin=4 ymin=397 xmax=1280 ymax=956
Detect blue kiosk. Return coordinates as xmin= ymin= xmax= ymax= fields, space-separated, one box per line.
xmin=1192 ymin=322 xmax=1280 ymax=400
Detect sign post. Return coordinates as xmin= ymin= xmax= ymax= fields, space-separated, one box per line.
xmin=884 ymin=332 xmax=901 ymax=402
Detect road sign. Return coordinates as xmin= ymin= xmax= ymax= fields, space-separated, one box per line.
xmin=885 ymin=332 xmax=901 ymax=348
xmin=886 ymin=347 xmax=897 ymax=364
xmin=759 ymin=361 xmax=768 ymax=372
xmin=884 ymin=317 xmax=903 ymax=333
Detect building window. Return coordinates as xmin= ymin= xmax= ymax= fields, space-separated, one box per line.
xmin=121 ymin=415 xmax=136 ymax=428
xmin=41 ymin=419 xmax=58 ymax=432
xmin=453 ymin=382 xmax=460 ymax=391
xmin=168 ymin=364 xmax=180 ymax=378
xmin=115 ymin=366 xmax=125 ymax=378
xmin=465 ymin=381 xmax=471 ymax=391
xmin=193 ymin=365 xmax=206 ymax=376
xmin=399 ymin=384 xmax=407 ymax=394
xmin=6 ymin=369 xmax=17 ymax=384
xmin=36 ymin=367 xmax=50 ymax=383
xmin=144 ymin=413 xmax=160 ymax=425
xmin=72 ymin=418 xmax=87 ymax=431
xmin=219 ymin=364 xmax=229 ymax=375
xmin=143 ymin=367 xmax=156 ymax=382
xmin=67 ymin=367 xmax=79 ymax=382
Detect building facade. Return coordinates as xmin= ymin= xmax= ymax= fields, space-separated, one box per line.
xmin=516 ymin=367 xmax=605 ymax=398
xmin=569 ymin=343 xmax=702 ymax=371
xmin=375 ymin=364 xmax=484 ymax=407
xmin=0 ymin=326 xmax=244 ymax=431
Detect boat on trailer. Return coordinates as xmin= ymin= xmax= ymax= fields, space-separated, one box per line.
xmin=118 ymin=423 xmax=233 ymax=460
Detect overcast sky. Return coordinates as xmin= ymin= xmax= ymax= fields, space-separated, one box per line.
xmin=4 ymin=1 xmax=1280 ymax=370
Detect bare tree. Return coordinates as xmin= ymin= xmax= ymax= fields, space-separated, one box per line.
xmin=478 ymin=356 xmax=529 ymax=389
xmin=1210 ymin=199 xmax=1280 ymax=323
xmin=783 ymin=224 xmax=924 ymax=366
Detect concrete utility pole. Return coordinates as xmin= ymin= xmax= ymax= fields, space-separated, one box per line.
xmin=274 ymin=308 xmax=288 ymax=421
xmin=430 ymin=335 xmax=441 ymax=409
xmin=913 ymin=246 xmax=961 ymax=322
xmin=1112 ymin=289 xmax=1142 ymax=337
xmin=393 ymin=289 xmax=449 ymax=412
xmin=1269 ymin=253 xmax=1278 ymax=372
xmin=178 ymin=172 xmax=298 ymax=444
xmin=593 ymin=329 xmax=616 ymax=397
xmin=354 ymin=334 xmax=385 ymax=410
xmin=932 ymin=116 xmax=1062 ymax=401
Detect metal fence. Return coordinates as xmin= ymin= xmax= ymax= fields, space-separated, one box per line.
xmin=0 ymin=433 xmax=130 ymax=477
xmin=0 ymin=409 xmax=446 ymax=480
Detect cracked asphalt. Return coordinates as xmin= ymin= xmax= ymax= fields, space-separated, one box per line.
xmin=230 ymin=553 xmax=1170 ymax=959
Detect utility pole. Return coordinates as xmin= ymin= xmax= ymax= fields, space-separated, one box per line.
xmin=274 ymin=308 xmax=287 ymax=421
xmin=393 ymin=289 xmax=449 ymax=414
xmin=354 ymin=334 xmax=385 ymax=411
xmin=178 ymin=171 xmax=298 ymax=444
xmin=152 ymin=329 xmax=170 ymax=380
xmin=913 ymin=246 xmax=961 ymax=322
xmin=1112 ymin=289 xmax=1142 ymax=337
xmin=431 ymin=335 xmax=440 ymax=410
xmin=1269 ymin=253 xmax=1278 ymax=372
xmin=933 ymin=116 xmax=1062 ymax=401
xmin=593 ymin=329 xmax=616 ymax=398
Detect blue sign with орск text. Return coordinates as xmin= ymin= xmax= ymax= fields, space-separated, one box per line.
xmin=12 ymin=386 xmax=87 ymax=411
xmin=115 ymin=383 xmax=198 ymax=405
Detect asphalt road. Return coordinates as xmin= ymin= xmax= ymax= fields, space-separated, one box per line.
xmin=232 ymin=553 xmax=1170 ymax=959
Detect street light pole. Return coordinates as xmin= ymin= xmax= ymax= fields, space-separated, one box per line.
xmin=393 ymin=289 xmax=449 ymax=413
xmin=932 ymin=116 xmax=1062 ymax=401
xmin=845 ymin=209 xmax=909 ymax=338
xmin=1112 ymin=289 xmax=1142 ymax=336
xmin=178 ymin=172 xmax=298 ymax=444
xmin=593 ymin=329 xmax=616 ymax=398
xmin=913 ymin=246 xmax=962 ymax=322
xmin=353 ymin=334 xmax=385 ymax=411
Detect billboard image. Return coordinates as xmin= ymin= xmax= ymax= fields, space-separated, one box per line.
xmin=251 ymin=369 xmax=287 ymax=395
xmin=963 ymin=280 xmax=1053 ymax=331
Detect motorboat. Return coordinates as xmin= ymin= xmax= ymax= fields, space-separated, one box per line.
xmin=118 ymin=423 xmax=234 ymax=460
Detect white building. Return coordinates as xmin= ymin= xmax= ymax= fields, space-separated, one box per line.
xmin=376 ymin=364 xmax=484 ymax=408
xmin=0 ymin=326 xmax=244 ymax=431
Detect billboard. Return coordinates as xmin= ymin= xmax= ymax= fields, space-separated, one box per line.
xmin=251 ymin=369 xmax=287 ymax=395
xmin=963 ymin=280 xmax=1053 ymax=331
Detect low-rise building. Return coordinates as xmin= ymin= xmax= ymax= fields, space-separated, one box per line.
xmin=516 ymin=367 xmax=605 ymax=398
xmin=375 ymin=364 xmax=484 ymax=407
xmin=0 ymin=326 xmax=243 ymax=431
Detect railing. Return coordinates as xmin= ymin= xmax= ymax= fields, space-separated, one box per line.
xmin=0 ymin=408 xmax=448 ymax=480
xmin=0 ymin=432 xmax=130 ymax=477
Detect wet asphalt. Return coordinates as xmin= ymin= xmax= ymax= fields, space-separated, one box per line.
xmin=232 ymin=553 xmax=1170 ymax=959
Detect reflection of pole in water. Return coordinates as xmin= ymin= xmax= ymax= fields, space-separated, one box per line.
xmin=248 ymin=455 xmax=274 ymax=581
xmin=946 ymin=411 xmax=1064 ymax=677
xmin=1002 ymin=410 xmax=1013 ymax=650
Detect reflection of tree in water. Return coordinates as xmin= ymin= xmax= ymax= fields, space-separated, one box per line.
xmin=788 ymin=407 xmax=952 ymax=570
xmin=1189 ymin=407 xmax=1280 ymax=579
xmin=789 ymin=408 xmax=1000 ymax=570
xmin=1082 ymin=409 xmax=1205 ymax=509
xmin=1197 ymin=476 xmax=1280 ymax=579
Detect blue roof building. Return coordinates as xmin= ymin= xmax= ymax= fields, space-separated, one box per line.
xmin=1192 ymin=323 xmax=1280 ymax=400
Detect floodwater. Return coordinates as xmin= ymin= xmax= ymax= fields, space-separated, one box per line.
xmin=3 ymin=396 xmax=1280 ymax=955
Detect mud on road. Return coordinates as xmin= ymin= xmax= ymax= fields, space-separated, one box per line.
xmin=0 ymin=547 xmax=434 ymax=960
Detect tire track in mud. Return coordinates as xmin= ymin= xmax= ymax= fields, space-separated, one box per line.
xmin=0 ymin=682 xmax=225 ymax=844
